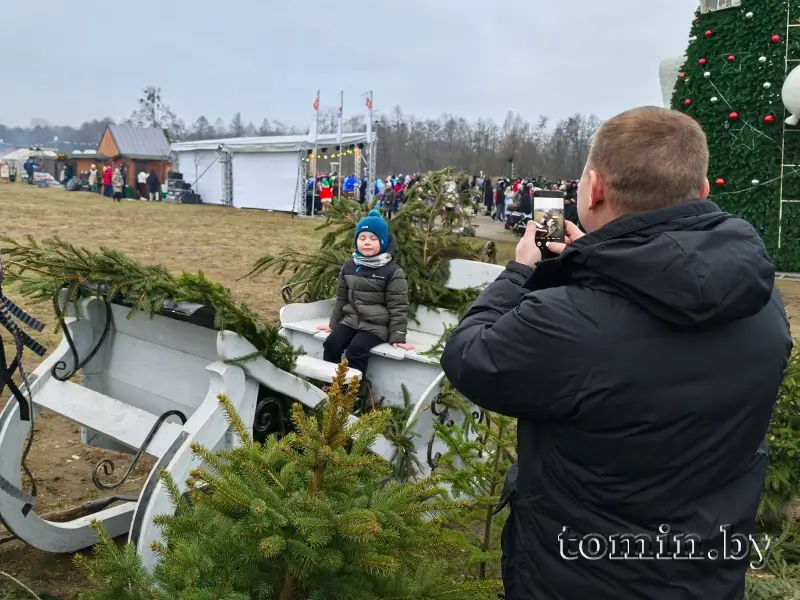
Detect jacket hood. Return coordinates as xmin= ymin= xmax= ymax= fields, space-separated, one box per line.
xmin=560 ymin=200 xmax=775 ymax=327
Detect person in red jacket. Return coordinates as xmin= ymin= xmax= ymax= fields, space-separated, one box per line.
xmin=102 ymin=164 xmax=113 ymax=198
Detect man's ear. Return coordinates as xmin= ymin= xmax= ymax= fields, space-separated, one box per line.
xmin=588 ymin=169 xmax=606 ymax=210
xmin=699 ymin=178 xmax=710 ymax=199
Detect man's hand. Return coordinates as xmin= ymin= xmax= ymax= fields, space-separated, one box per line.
xmin=546 ymin=221 xmax=585 ymax=255
xmin=515 ymin=221 xmax=543 ymax=267
xmin=316 ymin=325 xmax=332 ymax=332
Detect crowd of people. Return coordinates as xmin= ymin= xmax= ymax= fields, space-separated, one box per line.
xmin=305 ymin=171 xmax=581 ymax=225
xmin=84 ymin=164 xmax=161 ymax=201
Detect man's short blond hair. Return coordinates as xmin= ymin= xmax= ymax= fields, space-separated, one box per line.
xmin=587 ymin=106 xmax=709 ymax=214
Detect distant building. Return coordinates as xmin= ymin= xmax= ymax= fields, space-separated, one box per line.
xmin=94 ymin=123 xmax=172 ymax=186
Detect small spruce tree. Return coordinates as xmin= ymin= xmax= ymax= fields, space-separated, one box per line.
xmin=428 ymin=381 xmax=517 ymax=583
xmin=74 ymin=361 xmax=502 ymax=600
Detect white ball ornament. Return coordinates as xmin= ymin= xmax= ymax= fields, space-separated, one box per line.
xmin=752 ymin=179 xmax=760 ymax=185
xmin=711 ymin=96 xmax=719 ymax=103
xmin=782 ymin=64 xmax=800 ymax=125
xmin=746 ymin=11 xmax=754 ymax=18
xmin=704 ymin=72 xmax=712 ymax=79
xmin=759 ymin=56 xmax=767 ymax=64
xmin=764 ymin=82 xmax=772 ymax=89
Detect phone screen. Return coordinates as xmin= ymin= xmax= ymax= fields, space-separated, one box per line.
xmin=532 ymin=193 xmax=565 ymax=249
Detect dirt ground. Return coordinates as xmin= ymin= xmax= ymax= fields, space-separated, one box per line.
xmin=0 ymin=183 xmax=798 ymax=598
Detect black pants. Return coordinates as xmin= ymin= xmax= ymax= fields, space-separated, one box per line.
xmin=323 ymin=325 xmax=383 ymax=376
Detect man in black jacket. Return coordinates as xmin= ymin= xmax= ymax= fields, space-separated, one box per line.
xmin=441 ymin=106 xmax=792 ymax=600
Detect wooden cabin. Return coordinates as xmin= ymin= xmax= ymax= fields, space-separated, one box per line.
xmin=96 ymin=124 xmax=172 ymax=187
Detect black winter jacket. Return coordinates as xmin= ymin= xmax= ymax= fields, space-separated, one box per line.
xmin=441 ymin=200 xmax=792 ymax=600
xmin=330 ymin=238 xmax=409 ymax=344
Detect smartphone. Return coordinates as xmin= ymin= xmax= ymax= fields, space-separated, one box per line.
xmin=532 ymin=191 xmax=566 ymax=258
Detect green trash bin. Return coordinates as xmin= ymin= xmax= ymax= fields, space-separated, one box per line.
xmin=125 ymin=186 xmax=134 ymax=199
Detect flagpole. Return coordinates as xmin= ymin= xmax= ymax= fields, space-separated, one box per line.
xmin=312 ymin=90 xmax=320 ymax=215
xmin=337 ymin=91 xmax=344 ymax=201
xmin=363 ymin=91 xmax=375 ymax=203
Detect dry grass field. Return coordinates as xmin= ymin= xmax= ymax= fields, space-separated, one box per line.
xmin=0 ymin=182 xmax=798 ymax=598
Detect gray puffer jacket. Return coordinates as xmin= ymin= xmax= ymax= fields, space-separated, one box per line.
xmin=329 ymin=239 xmax=409 ymax=344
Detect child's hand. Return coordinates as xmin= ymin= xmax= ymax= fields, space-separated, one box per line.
xmin=316 ymin=325 xmax=332 ymax=332
xmin=393 ymin=343 xmax=415 ymax=351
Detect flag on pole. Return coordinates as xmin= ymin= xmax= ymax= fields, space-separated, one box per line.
xmin=365 ymin=91 xmax=373 ymax=143
xmin=308 ymin=90 xmax=320 ymax=143
xmin=336 ymin=91 xmax=344 ymax=143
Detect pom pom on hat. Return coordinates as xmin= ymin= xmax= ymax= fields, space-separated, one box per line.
xmin=355 ymin=209 xmax=390 ymax=253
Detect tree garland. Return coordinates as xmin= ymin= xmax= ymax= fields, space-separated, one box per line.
xmin=0 ymin=235 xmax=299 ymax=373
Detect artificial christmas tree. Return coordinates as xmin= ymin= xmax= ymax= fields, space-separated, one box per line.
xmin=671 ymin=1 xmax=800 ymax=268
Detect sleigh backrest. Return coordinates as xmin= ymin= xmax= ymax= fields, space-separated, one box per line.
xmin=65 ymin=293 xmax=221 ymax=419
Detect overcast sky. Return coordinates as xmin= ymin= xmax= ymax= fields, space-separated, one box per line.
xmin=1 ymin=0 xmax=697 ymax=129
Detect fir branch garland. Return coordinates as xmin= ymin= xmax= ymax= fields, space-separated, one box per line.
xmin=0 ymin=235 xmax=299 ymax=373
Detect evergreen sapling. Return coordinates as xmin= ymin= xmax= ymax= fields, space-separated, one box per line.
xmin=74 ymin=361 xmax=501 ymax=600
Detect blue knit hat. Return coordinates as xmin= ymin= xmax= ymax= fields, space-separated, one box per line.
xmin=355 ymin=209 xmax=389 ymax=253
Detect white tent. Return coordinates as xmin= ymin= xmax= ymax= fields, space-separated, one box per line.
xmin=170 ymin=132 xmax=373 ymax=211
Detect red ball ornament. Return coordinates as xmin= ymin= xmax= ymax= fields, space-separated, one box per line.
xmin=699 ymin=58 xmax=707 ymax=66
xmin=729 ymin=112 xmax=740 ymax=121
xmin=695 ymin=16 xmax=700 ymax=22
xmin=679 ymin=72 xmax=686 ymax=79
xmin=772 ymin=34 xmax=781 ymax=43
xmin=705 ymin=29 xmax=713 ymax=37
xmin=684 ymin=99 xmax=692 ymax=106
xmin=715 ymin=178 xmax=725 ymax=186
xmin=765 ymin=115 xmax=776 ymax=124
xmin=728 ymin=55 xmax=736 ymax=62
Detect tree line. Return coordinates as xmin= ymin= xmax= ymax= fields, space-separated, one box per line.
xmin=0 ymin=87 xmax=600 ymax=178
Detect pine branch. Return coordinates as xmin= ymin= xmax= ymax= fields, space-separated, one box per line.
xmin=0 ymin=236 xmax=300 ymax=373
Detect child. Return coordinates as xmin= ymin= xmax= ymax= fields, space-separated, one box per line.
xmin=317 ymin=209 xmax=415 ymax=376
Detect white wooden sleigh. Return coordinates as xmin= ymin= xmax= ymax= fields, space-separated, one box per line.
xmin=279 ymin=258 xmax=504 ymax=474
xmin=0 ymin=258 xmax=502 ymax=571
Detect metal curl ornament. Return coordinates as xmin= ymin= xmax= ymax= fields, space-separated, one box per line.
xmin=92 ymin=410 xmax=187 ymax=492
xmin=426 ymin=393 xmax=454 ymax=470
xmin=280 ymin=285 xmax=311 ymax=305
xmin=253 ymin=397 xmax=287 ymax=443
xmin=51 ymin=294 xmax=113 ymax=381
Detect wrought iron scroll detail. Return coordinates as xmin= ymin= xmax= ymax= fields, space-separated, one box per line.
xmin=92 ymin=409 xmax=187 ymax=492
xmin=52 ymin=296 xmax=114 ymax=381
xmin=253 ymin=397 xmax=286 ymax=443
xmin=426 ymin=393 xmax=454 ymax=471
xmin=479 ymin=240 xmax=497 ymax=264
xmin=473 ymin=409 xmax=489 ymax=458
xmin=281 ymin=285 xmax=311 ymax=305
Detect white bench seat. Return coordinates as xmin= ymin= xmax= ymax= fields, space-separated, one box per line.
xmin=34 ymin=378 xmax=184 ymax=459
xmin=295 ymin=355 xmax=362 ymax=382
xmin=281 ymin=318 xmax=441 ymax=366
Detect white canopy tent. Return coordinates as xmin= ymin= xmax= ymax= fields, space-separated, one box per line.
xmin=171 ymin=132 xmax=373 ymax=211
